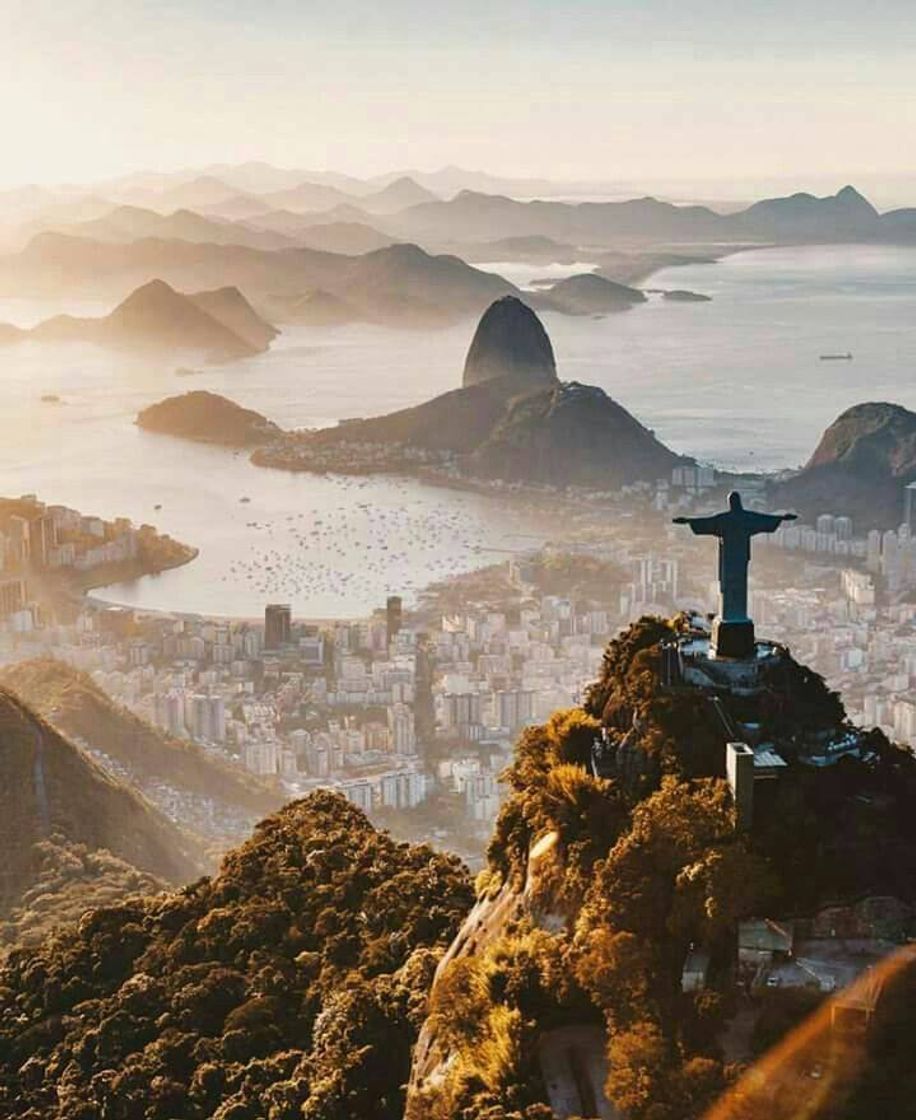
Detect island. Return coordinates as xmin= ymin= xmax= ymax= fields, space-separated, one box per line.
xmin=137 ymin=390 xmax=282 ymax=447
xmin=662 ymin=288 xmax=713 ymax=302
xmin=531 ymin=271 xmax=647 ymax=315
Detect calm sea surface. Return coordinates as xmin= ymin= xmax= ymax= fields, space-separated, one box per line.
xmin=0 ymin=243 xmax=912 ymax=617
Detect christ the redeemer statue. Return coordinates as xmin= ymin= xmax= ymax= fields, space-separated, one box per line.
xmin=674 ymin=491 xmax=797 ymax=659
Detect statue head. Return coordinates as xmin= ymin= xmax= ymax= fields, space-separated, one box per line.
xmin=728 ymin=491 xmax=744 ymax=511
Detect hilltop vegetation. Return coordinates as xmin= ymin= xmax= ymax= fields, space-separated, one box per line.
xmin=0 ymin=792 xmax=472 ymax=1120
xmin=408 ymin=616 xmax=916 ymax=1119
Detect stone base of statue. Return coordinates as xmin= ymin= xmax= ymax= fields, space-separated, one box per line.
xmin=712 ymin=617 xmax=756 ymax=660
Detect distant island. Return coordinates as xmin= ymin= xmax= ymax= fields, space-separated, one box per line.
xmin=531 ymin=272 xmax=647 ymax=315
xmin=0 ymin=279 xmax=278 ymax=362
xmin=137 ymin=390 xmax=282 ymax=447
xmin=662 ymin=288 xmax=712 ymax=302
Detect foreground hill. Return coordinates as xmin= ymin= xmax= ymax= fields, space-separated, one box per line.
xmin=775 ymin=401 xmax=916 ymax=528
xmin=2 ymin=279 xmax=276 ymax=361
xmin=3 ymin=621 xmax=916 ymax=1118
xmin=0 ymin=659 xmax=278 ymax=831
xmin=407 ymin=616 xmax=916 ymax=1119
xmin=0 ymin=687 xmax=207 ymax=951
xmin=0 ymin=792 xmax=472 ymax=1120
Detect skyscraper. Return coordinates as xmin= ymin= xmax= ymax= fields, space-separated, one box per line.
xmin=264 ymin=603 xmax=292 ymax=649
xmin=386 ymin=595 xmax=403 ymax=645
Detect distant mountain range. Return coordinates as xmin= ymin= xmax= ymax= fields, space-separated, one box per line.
xmin=0 ymin=235 xmax=518 ymax=327
xmin=0 ymin=279 xmax=278 ymax=360
xmin=387 ymin=184 xmax=912 ymax=247
xmin=2 ymin=177 xmax=914 ymax=338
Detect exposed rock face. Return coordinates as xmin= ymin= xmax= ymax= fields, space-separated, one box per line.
xmin=0 ymin=687 xmax=206 ymax=923
xmin=775 ymin=401 xmax=916 ymax=528
xmin=462 ymin=295 xmax=558 ymax=388
xmin=137 ymin=390 xmax=281 ymax=446
xmin=0 ymin=659 xmax=279 ymax=831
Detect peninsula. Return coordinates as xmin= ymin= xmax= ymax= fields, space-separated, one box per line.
xmin=252 ymin=296 xmax=687 ymax=490
xmin=0 ymin=494 xmax=197 ymax=618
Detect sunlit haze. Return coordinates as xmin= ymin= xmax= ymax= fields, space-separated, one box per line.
xmin=4 ymin=0 xmax=916 ymax=202
xmin=2 ymin=5 xmax=916 ymax=1119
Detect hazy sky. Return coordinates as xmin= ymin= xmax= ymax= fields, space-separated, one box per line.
xmin=4 ymin=0 xmax=915 ymax=195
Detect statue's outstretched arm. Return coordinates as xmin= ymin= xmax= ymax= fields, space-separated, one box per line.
xmin=672 ymin=514 xmax=722 ymax=536
xmin=746 ymin=510 xmax=797 ymax=533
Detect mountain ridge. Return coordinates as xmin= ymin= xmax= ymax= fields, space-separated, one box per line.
xmin=12 ymin=278 xmax=274 ymax=360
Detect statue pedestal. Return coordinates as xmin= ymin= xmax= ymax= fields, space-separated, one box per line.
xmin=712 ymin=618 xmax=756 ymax=660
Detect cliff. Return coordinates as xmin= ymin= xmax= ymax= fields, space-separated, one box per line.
xmin=462 ymin=295 xmax=558 ymax=388
xmin=0 ymin=687 xmax=207 ymax=947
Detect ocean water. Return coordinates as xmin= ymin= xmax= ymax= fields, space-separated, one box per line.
xmin=0 ymin=242 xmax=913 ymax=617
